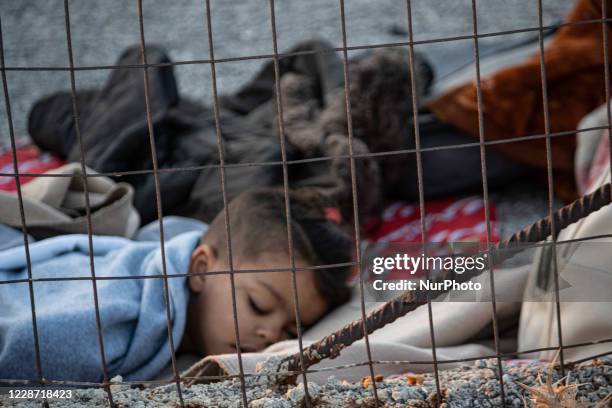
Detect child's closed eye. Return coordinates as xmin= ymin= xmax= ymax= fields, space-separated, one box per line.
xmin=248 ymin=295 xmax=267 ymax=315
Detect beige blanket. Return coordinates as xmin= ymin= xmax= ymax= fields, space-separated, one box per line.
xmin=518 ymin=128 xmax=612 ymax=362
xmin=0 ymin=163 xmax=140 ymax=238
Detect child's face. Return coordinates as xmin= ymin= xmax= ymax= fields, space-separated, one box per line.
xmin=186 ymin=245 xmax=328 ymax=356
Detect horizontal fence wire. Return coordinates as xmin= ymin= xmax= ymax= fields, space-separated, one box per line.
xmin=0 ymin=124 xmax=605 ymax=179
xmin=2 ymin=339 xmax=611 ymax=388
xmin=2 ymin=231 xmax=612 ymax=286
xmin=2 ymin=17 xmax=611 ymax=72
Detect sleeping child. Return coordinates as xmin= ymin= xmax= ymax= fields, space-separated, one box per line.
xmin=0 ymin=188 xmax=353 ymax=383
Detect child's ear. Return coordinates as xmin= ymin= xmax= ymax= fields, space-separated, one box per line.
xmin=188 ymin=244 xmax=216 ymax=293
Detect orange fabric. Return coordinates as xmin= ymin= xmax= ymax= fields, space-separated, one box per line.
xmin=427 ymin=0 xmax=612 ymax=202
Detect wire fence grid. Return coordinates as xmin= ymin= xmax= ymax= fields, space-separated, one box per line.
xmin=0 ymin=1 xmax=611 ymax=407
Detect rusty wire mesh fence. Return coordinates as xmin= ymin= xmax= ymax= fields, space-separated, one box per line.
xmin=0 ymin=0 xmax=611 ymax=407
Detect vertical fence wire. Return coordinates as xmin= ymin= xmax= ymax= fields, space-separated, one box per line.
xmin=202 ymin=1 xmax=249 ymax=406
xmin=404 ymin=1 xmax=442 ymax=405
xmin=62 ymin=1 xmax=114 ymax=405
xmin=601 ymin=1 xmax=612 ymax=190
xmin=0 ymin=17 xmax=50 ymax=408
xmin=267 ymin=0 xmax=313 ymax=405
xmin=536 ymin=0 xmax=566 ymax=375
xmin=469 ymin=1 xmax=508 ymax=405
xmin=135 ymin=0 xmax=185 ymax=405
xmin=337 ymin=1 xmax=381 ymax=405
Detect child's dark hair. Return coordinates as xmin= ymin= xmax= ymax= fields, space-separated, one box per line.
xmin=202 ymin=187 xmax=354 ymax=310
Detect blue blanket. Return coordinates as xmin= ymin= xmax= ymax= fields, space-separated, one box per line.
xmin=0 ymin=230 xmax=201 ymax=383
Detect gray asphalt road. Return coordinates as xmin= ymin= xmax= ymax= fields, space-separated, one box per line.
xmin=0 ymin=0 xmax=574 ymax=141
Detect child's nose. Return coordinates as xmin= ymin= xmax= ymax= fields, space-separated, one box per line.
xmin=256 ymin=323 xmax=283 ymax=346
